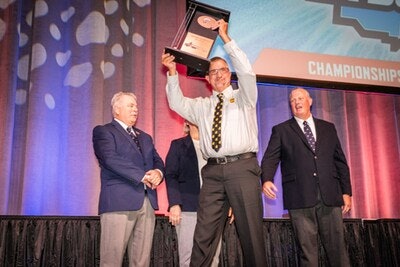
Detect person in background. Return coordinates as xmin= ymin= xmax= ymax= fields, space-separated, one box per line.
xmin=162 ymin=19 xmax=266 ymax=267
xmin=165 ymin=120 xmax=226 ymax=267
xmin=261 ymin=87 xmax=352 ymax=266
xmin=92 ymin=91 xmax=164 ymax=267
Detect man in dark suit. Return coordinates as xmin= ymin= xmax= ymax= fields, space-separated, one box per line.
xmin=261 ymin=87 xmax=352 ymax=266
xmin=92 ymin=91 xmax=164 ymax=267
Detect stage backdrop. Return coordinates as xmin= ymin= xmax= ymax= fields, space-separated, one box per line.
xmin=202 ymin=0 xmax=400 ymax=90
xmin=0 ymin=0 xmax=399 ymax=218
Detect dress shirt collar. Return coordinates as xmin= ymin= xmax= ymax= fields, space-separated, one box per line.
xmin=212 ymin=85 xmax=233 ymax=98
xmin=114 ymin=118 xmax=130 ymax=132
xmin=294 ymin=115 xmax=313 ymax=126
xmin=294 ymin=115 xmax=316 ymax=138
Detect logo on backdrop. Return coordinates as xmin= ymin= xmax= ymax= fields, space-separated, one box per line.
xmin=307 ymin=0 xmax=399 ymax=52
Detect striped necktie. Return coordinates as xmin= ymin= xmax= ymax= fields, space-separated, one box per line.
xmin=127 ymin=127 xmax=142 ymax=153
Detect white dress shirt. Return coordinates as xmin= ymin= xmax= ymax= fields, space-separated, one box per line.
xmin=166 ymin=40 xmax=258 ymax=159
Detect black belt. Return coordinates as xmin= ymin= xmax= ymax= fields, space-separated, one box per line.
xmin=207 ymin=152 xmax=256 ymax=165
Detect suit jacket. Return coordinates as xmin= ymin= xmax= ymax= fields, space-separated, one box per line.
xmin=165 ymin=135 xmax=201 ymax=212
xmin=92 ymin=119 xmax=165 ymax=214
xmin=261 ymin=117 xmax=352 ymax=210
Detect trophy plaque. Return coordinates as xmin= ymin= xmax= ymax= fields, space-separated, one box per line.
xmin=165 ymin=1 xmax=230 ymax=75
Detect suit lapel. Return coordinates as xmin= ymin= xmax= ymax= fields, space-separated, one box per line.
xmin=289 ymin=118 xmax=315 ymax=153
xmin=132 ymin=127 xmax=144 ymax=151
xmin=112 ymin=120 xmax=129 ymax=138
xmin=183 ymin=135 xmax=192 ymax=151
xmin=314 ymin=118 xmax=324 ymax=153
xmin=112 ymin=120 xmax=142 ymax=153
xmin=184 ymin=135 xmax=197 ymax=154
xmin=183 ymin=135 xmax=199 ymax=169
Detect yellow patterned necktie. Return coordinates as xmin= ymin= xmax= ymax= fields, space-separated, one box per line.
xmin=211 ymin=93 xmax=224 ymax=152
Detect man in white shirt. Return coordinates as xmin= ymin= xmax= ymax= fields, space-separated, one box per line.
xmin=162 ymin=20 xmax=266 ymax=267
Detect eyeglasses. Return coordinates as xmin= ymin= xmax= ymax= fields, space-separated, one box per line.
xmin=208 ymin=67 xmax=229 ymax=76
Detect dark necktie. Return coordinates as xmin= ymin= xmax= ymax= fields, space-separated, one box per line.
xmin=211 ymin=93 xmax=224 ymax=152
xmin=303 ymin=121 xmax=316 ymax=152
xmin=127 ymin=127 xmax=142 ymax=153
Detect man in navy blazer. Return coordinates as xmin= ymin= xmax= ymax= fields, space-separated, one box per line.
xmin=93 ymin=91 xmax=164 ymax=267
xmin=261 ymin=88 xmax=352 ymax=266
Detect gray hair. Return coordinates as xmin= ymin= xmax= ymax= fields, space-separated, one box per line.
xmin=289 ymin=87 xmax=311 ymax=100
xmin=111 ymin=92 xmax=137 ymax=116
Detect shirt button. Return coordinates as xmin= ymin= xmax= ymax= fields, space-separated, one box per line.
xmin=313 ymin=173 xmax=317 ymax=176
xmin=314 ymin=156 xmax=317 ymax=159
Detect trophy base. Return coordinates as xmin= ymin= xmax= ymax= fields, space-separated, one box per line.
xmin=165 ymin=47 xmax=210 ymax=74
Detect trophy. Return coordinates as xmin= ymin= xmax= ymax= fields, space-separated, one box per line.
xmin=165 ymin=1 xmax=230 ymax=76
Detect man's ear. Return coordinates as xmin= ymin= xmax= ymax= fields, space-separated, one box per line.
xmin=205 ymin=75 xmax=210 ymax=83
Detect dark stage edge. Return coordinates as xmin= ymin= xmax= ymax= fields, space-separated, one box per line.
xmin=0 ymin=216 xmax=399 ymax=266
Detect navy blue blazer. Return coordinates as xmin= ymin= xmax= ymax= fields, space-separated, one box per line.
xmin=165 ymin=135 xmax=201 ymax=212
xmin=261 ymin=117 xmax=352 ymax=210
xmin=93 ymin=119 xmax=164 ymax=214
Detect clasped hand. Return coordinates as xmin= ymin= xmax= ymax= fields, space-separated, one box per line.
xmin=142 ymin=169 xmax=162 ymax=189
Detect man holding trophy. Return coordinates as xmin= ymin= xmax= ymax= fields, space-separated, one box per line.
xmin=162 ymin=16 xmax=267 ymax=267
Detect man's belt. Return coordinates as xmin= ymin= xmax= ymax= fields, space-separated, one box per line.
xmin=207 ymin=152 xmax=256 ymax=165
